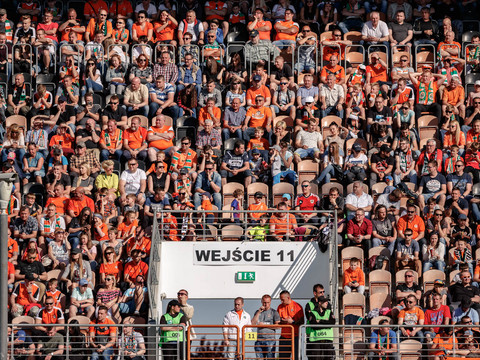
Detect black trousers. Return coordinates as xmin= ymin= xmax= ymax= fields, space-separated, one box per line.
xmin=307 ymin=340 xmax=335 ymax=360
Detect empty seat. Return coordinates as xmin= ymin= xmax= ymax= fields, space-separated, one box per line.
xmin=297 ymin=160 xmax=319 ymax=184
xmin=343 ymin=292 xmax=365 ymax=318
xmin=272 ymin=183 xmax=294 ymax=206
xmin=222 ymin=225 xmax=244 ymax=241
xmin=369 ymin=293 xmax=392 ymax=310
xmin=369 ymin=269 xmax=392 ymax=295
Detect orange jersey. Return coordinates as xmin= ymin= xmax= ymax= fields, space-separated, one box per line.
xmin=247 ymin=202 xmax=268 ymax=219
xmin=147 ymin=125 xmax=174 ymax=150
xmin=132 ymin=21 xmax=154 ymax=40
xmin=49 ymin=133 xmax=74 ymax=150
xmin=45 ymin=197 xmax=68 ymax=215
xmin=84 ymin=0 xmax=109 ymax=18
xmin=366 ymin=63 xmax=387 ymax=83
xmin=277 ymin=301 xmax=304 ymax=337
xmin=437 ymin=41 xmax=461 ymax=58
xmin=198 ymin=106 xmax=221 ymax=126
xmin=442 ymin=85 xmax=465 ymax=106
xmin=269 ymin=214 xmax=297 ymax=236
xmin=124 ymin=127 xmax=147 ymax=150
xmin=248 ymin=138 xmax=269 ymax=151
xmin=99 ymin=261 xmax=123 ymax=280
xmin=274 ymin=20 xmax=299 ymax=41
xmin=154 ymin=20 xmax=177 ymax=42
xmin=118 ymin=219 xmax=139 ymax=238
xmin=321 ymin=64 xmax=345 ymax=83
xmin=37 ymin=307 xmax=64 ymax=324
xmin=247 ymin=20 xmax=271 ymax=40
xmin=246 ymin=106 xmax=272 ymax=128
xmin=45 ymin=289 xmax=63 ymax=308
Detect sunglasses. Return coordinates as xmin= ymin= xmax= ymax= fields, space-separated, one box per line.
xmin=45 ymin=302 xmax=54 ymax=305
xmin=178 ymin=292 xmax=187 ymax=296
xmin=302 ymin=185 xmax=309 ymax=188
xmin=182 ymin=142 xmax=189 ymax=145
xmin=138 ymin=59 xmax=146 ymax=62
xmin=106 ymin=252 xmax=113 ymax=255
xmin=446 ymin=111 xmax=453 ymax=113
xmin=281 ymin=82 xmax=288 ymax=85
xmin=400 ymin=59 xmax=408 ymax=62
xmin=406 ymin=300 xmax=415 ymax=304
xmin=407 ymin=211 xmax=415 ymax=214
xmin=475 ymin=102 xmax=480 ymax=105
xmin=128 ymin=163 xmax=137 ymax=166
xmin=106 ymin=278 xmax=113 ymax=281
xmin=334 ymin=34 xmax=342 ymax=37
xmin=405 ymin=275 xmax=414 ymax=277
xmin=206 ymin=168 xmax=214 ymax=170
xmin=434 ymin=213 xmax=443 ymax=216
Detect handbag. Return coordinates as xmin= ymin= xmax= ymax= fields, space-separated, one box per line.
xmin=332 ymin=163 xmax=344 ymax=181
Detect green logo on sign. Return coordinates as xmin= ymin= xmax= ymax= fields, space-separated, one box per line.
xmin=236 ymin=272 xmax=256 ymax=282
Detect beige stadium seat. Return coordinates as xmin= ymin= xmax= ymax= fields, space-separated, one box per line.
xmin=341 ymin=246 xmax=364 ymax=274
xmin=395 ymin=269 xmax=419 ymax=286
xmin=222 ymin=182 xmax=244 ymax=208
xmin=247 ymin=182 xmax=269 ymax=206
xmin=369 ymin=269 xmax=392 ymax=296
xmin=423 ymin=270 xmax=446 ymax=293
xmin=222 ymin=225 xmax=244 ymax=241
xmin=272 ymin=183 xmax=294 ymax=206
xmin=321 ymin=182 xmax=344 ymax=196
xmin=369 ymin=293 xmax=392 ymax=310
xmin=297 ymin=160 xmax=319 ymax=184
xmin=343 ymin=293 xmax=365 ymax=318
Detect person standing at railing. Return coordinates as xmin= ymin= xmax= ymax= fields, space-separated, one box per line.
xmin=223 ymin=297 xmax=252 ymax=359
xmin=368 ymin=318 xmax=398 ymax=360
xmin=305 ymin=296 xmax=335 ymax=360
xmin=160 ymin=300 xmax=187 ymax=360
xmin=277 ymin=290 xmax=304 ymax=360
xmin=252 ymin=294 xmax=281 ymax=359
xmin=119 ymin=317 xmax=146 ymax=360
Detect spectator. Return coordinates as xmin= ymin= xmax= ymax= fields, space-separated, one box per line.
xmin=149 ymin=75 xmax=180 ymax=120
xmin=345 ymin=181 xmax=373 ymax=220
xmin=346 ymin=208 xmax=372 ymax=253
xmin=409 ymin=70 xmax=445 ymax=121
xmin=369 ymin=319 xmax=398 ymax=359
xmin=69 ymin=278 xmax=95 ymax=318
xmin=361 ymin=11 xmax=389 ymax=49
xmin=417 ymin=160 xmax=447 ymax=210
xmin=424 ymin=292 xmax=451 ymax=338
xmin=397 ymin=294 xmax=425 ymax=343
xmin=147 ymin=114 xmax=175 ymax=161
xmin=273 ymin=9 xmax=299 ymax=50
xmin=124 ymin=77 xmax=149 ymax=117
xmin=422 ymin=232 xmax=446 ymax=272
xmin=343 ymin=257 xmax=365 ymax=294
xmin=194 ymin=161 xmax=222 ymax=209
xmin=89 ymin=306 xmax=117 ymax=360
xmin=320 ymin=74 xmax=345 ymax=118
xmin=372 ymin=204 xmax=397 ymax=255
xmin=396 ymin=227 xmax=422 ymax=273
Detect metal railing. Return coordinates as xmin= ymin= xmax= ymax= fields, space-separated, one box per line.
xmin=8 ymin=323 xmax=185 ymax=360
xmin=10 ymin=323 xmax=476 ymax=359
xmin=147 ymin=211 xmax=162 ymax=320
xmin=154 ymin=209 xmax=338 ymax=244
xmin=298 ymin=324 xmax=477 ymax=360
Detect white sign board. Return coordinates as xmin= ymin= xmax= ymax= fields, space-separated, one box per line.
xmin=158 ymin=242 xmax=330 ymax=300
xmin=193 ymin=243 xmax=296 ymax=265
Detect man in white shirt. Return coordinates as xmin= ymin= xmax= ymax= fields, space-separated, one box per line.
xmin=294 ymin=119 xmax=324 ymax=163
xmin=320 ymin=74 xmax=345 ymax=118
xmin=178 ymin=10 xmax=205 ymax=45
xmin=345 ymin=181 xmax=374 ymax=220
xmin=361 ymin=11 xmax=389 ymax=50
xmin=119 ymin=159 xmax=147 ymax=205
xmin=223 ymin=297 xmax=252 ymax=359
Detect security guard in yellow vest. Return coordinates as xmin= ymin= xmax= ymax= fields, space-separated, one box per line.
xmin=160 ymin=300 xmax=187 ymax=360
xmin=306 ymin=296 xmax=335 ymax=360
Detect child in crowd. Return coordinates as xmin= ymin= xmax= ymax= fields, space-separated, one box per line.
xmin=230 ymin=189 xmax=244 ymax=223
xmin=343 ymin=257 xmax=365 ymax=295
xmin=248 ymin=214 xmax=269 ymax=241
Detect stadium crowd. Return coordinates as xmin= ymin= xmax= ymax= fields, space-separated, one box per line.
xmin=4 ymin=0 xmax=480 ymax=357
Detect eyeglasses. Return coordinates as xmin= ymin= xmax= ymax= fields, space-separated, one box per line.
xmin=456 ymin=164 xmax=464 ymax=167
xmin=280 ymin=82 xmax=288 ymax=85
xmin=400 ymin=59 xmax=408 ymax=62
xmin=179 ymin=193 xmax=186 ymax=195
xmin=184 ymin=37 xmax=192 ymax=40
xmin=407 ymin=211 xmax=415 ymax=214
xmin=406 ymin=300 xmax=415 ymax=304
xmin=435 ymin=213 xmax=443 ymax=216
xmin=138 ymin=16 xmax=145 ymax=18
xmin=255 ymin=100 xmax=263 ymax=103
xmin=45 ymin=302 xmax=54 ymax=305
xmin=206 ymin=168 xmax=214 ymax=170
xmin=446 ymin=110 xmax=453 ymax=113
xmin=475 ymin=102 xmax=480 ymax=105
xmin=106 ymin=252 xmax=113 ymax=255
xmin=128 ymin=163 xmax=137 ymax=166
xmin=208 ymin=35 xmax=215 ymax=38
xmin=110 ymin=102 xmax=119 ymax=105
xmin=334 ymin=34 xmax=342 ymax=37
xmin=138 ymin=59 xmax=146 ymax=62
xmin=178 ymin=292 xmax=187 ymax=296
xmin=28 ymin=257 xmax=36 ymax=260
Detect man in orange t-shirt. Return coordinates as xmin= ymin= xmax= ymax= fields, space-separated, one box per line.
xmin=273 ymin=9 xmax=299 ymax=49
xmin=247 ymin=8 xmax=272 ymax=41
xmin=246 ymin=75 xmax=271 ymax=106
xmin=84 ymin=0 xmax=109 ymax=21
xmin=365 ymin=52 xmax=388 ymax=94
xmin=124 ymin=250 xmax=149 ymax=285
xmin=123 ymin=116 xmax=148 ymax=162
xmin=398 ymin=295 xmax=425 ymax=342
xmin=442 ymin=76 xmax=465 ymax=119
xmin=147 ymin=115 xmax=175 ymax=161
xmin=66 ymin=187 xmax=95 ymax=220
xmin=437 ymin=31 xmax=461 ymax=60
xmin=277 ymin=290 xmax=304 ymax=357
xmin=89 ymin=306 xmax=117 ymax=359
xmin=244 ymin=96 xmax=273 ymax=142
xmin=320 ymin=55 xmax=345 ymax=84
xmin=154 ymin=11 xmax=178 ymax=44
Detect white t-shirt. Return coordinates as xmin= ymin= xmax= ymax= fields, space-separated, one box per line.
xmin=120 ymin=169 xmax=147 ymax=194
xmin=296 ymin=130 xmax=323 ymax=149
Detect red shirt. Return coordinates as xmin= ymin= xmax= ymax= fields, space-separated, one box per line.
xmin=346 ymin=218 xmax=373 ymax=237
xmin=295 ymin=193 xmax=320 ymax=214
xmin=67 ymin=196 xmax=95 ymax=217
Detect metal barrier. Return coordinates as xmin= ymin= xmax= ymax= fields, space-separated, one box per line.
xmin=247 ymin=43 xmax=273 ymax=75
xmin=226 ymin=42 xmax=246 ymax=67
xmin=131 ymin=44 xmax=152 ymax=64
xmin=188 ymin=325 xmax=239 ymax=360
xmin=59 ymin=43 xmax=83 ymax=64
xmin=242 ymin=325 xmax=295 ymax=360
xmin=34 ymin=43 xmax=57 ymax=75
xmin=8 ymin=323 xmax=185 ymax=360
xmin=320 ymin=43 xmax=341 ymax=71
xmin=298 ymin=324 xmax=477 ymax=359
xmin=296 ymin=42 xmax=318 ymax=77
xmin=107 ymin=43 xmax=129 ymax=63
xmin=414 ymin=44 xmax=436 ymax=71
xmin=201 ymin=44 xmax=225 ymax=65
xmin=155 ymin=209 xmax=338 ymax=244
xmin=154 ymin=43 xmax=176 ymax=65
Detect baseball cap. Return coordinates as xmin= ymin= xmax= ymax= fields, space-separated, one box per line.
xmin=318 ymin=296 xmax=329 ymax=303
xmin=380 ymin=144 xmax=392 ymax=153
xmin=352 ymin=106 xmax=361 ymax=113
xmin=253 ymin=74 xmax=261 ymax=82
xmin=77 ymin=142 xmax=86 ymax=148
xmin=475 ymin=80 xmax=480 ymax=86
xmin=358 ymin=64 xmax=366 ymax=70
xmin=282 ymin=193 xmax=291 ymax=200
xmin=7 ymin=152 xmax=16 ymax=160
xmin=0 ymin=9 xmax=7 ymax=15
xmin=58 ymin=96 xmax=67 ymax=103
xmin=53 ymin=148 xmax=62 ymax=156
xmin=15 ymin=330 xmax=26 ymax=342
xmin=349 ymin=114 xmax=359 ymax=120
xmin=252 ymin=148 xmax=261 ymax=154
xmin=249 ymin=30 xmax=259 ymax=37
xmin=180 ymin=167 xmax=188 ymax=175
xmin=352 ymin=143 xmax=362 ymax=152
xmin=385 ymin=175 xmax=393 ymax=181
xmin=271 ymin=145 xmax=281 ymax=151
xmin=79 ymin=278 xmax=88 ymax=286
xmin=305 ymin=96 xmax=314 ymax=103
xmin=202 ymin=192 xmax=212 ymax=200
xmin=434 ymin=279 xmax=445 ymax=286
xmin=254 ymin=191 xmax=263 ymax=198
xmin=459 ymin=214 xmax=468 ymax=220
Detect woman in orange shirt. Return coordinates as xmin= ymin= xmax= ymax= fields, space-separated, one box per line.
xmin=443 ymin=119 xmax=466 ymax=155
xmin=99 ymin=246 xmax=123 ymax=284
xmin=132 ymin=10 xmax=154 ymax=43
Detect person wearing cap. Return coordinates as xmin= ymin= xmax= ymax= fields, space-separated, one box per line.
xmin=320 ymin=73 xmax=345 ymax=119
xmin=69 ymin=142 xmax=101 ymax=178
xmin=442 ymin=75 xmax=466 ymax=120
xmin=246 ymin=75 xmax=271 ymax=107
xmin=344 ymin=143 xmax=368 ymax=183
xmin=273 ymin=8 xmax=299 ymax=50
xmin=452 ymin=297 xmax=480 ymax=325
xmin=305 ymin=293 xmax=334 ymax=359
xmin=369 ymin=144 xmax=394 ymax=187
xmin=295 ymin=95 xmax=320 ymax=133
xmin=223 ymin=297 xmax=252 ymax=359
xmin=10 ymin=272 xmax=41 ymax=313
xmin=244 ymin=29 xmax=279 ymax=66
xmin=8 ymin=327 xmax=35 ymax=359
xmin=247 ymin=8 xmax=272 ymax=40
xmin=248 ymin=191 xmax=269 ymax=223
xmin=417 ymin=159 xmax=447 ymax=210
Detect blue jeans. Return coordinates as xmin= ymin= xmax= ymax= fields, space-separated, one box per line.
xmin=83 ymin=79 xmax=103 ymax=96
xmin=364 ymin=0 xmax=387 ymax=13
xmin=413 ymin=39 xmax=437 ymax=48
xmin=397 ymin=330 xmax=424 ymax=344
xmin=1 ymin=148 xmax=25 ymax=163
xmin=321 ymin=106 xmax=344 ymax=119
xmin=371 ymin=237 xmax=396 ymax=256
xmin=100 ymin=149 xmax=123 ymax=162
xmin=393 ymin=170 xmax=417 ymax=186
xmin=254 ymin=339 xmax=276 ymax=359
xmin=91 ymin=347 xmax=114 ymax=360
xmin=122 ymin=149 xmax=148 ymax=162
xmin=149 ymin=102 xmax=180 ymax=124
xmin=273 ymin=170 xmax=296 ymax=185
xmin=127 ymin=105 xmax=149 ymax=117
xmin=316 ymin=163 xmax=335 ymax=184
xmin=423 ymin=260 xmax=446 ymax=272
xmin=338 ymin=18 xmax=364 ymax=33
xmin=222 ymin=128 xmax=243 ymax=141
xmin=272 ymin=40 xmax=295 ymax=50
